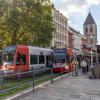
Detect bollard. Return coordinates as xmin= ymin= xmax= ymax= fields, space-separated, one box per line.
xmin=74 ymin=65 xmax=78 ymax=76
xmin=76 ymin=65 xmax=78 ymax=76
xmin=72 ymin=69 xmax=73 ymax=76
xmin=72 ymin=65 xmax=78 ymax=76
xmin=50 ymin=68 xmax=53 ymax=84
xmin=72 ymin=65 xmax=75 ymax=76
xmin=32 ymin=67 xmax=35 ymax=92
xmin=75 ymin=65 xmax=77 ymax=76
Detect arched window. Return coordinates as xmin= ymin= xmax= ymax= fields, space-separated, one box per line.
xmin=90 ymin=27 xmax=93 ymax=33
xmin=85 ymin=28 xmax=88 ymax=33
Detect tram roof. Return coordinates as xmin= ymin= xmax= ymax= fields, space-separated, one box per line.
xmin=28 ymin=46 xmax=52 ymax=52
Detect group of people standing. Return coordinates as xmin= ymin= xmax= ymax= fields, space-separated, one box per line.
xmin=71 ymin=56 xmax=90 ymax=75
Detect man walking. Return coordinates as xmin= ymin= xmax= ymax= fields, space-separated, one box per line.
xmin=86 ymin=58 xmax=90 ymax=73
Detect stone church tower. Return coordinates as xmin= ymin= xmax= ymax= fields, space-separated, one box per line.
xmin=83 ymin=12 xmax=97 ymax=51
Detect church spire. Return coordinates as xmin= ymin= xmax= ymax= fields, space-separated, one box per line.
xmin=84 ymin=12 xmax=96 ymax=25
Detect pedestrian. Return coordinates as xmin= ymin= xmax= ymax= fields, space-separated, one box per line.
xmin=71 ymin=58 xmax=79 ymax=76
xmin=80 ymin=58 xmax=87 ymax=74
xmin=86 ymin=58 xmax=90 ymax=73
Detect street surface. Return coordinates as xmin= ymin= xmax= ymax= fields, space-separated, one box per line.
xmin=12 ymin=74 xmax=100 ymax=100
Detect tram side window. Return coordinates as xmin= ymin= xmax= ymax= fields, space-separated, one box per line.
xmin=21 ymin=54 xmax=26 ymax=65
xmin=30 ymin=55 xmax=38 ymax=64
xmin=16 ymin=53 xmax=21 ymax=65
xmin=16 ymin=53 xmax=26 ymax=65
xmin=46 ymin=55 xmax=50 ymax=66
xmin=39 ymin=55 xmax=45 ymax=64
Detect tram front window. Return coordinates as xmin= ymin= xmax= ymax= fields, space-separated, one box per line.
xmin=3 ymin=53 xmax=14 ymax=66
xmin=54 ymin=53 xmax=66 ymax=63
xmin=2 ymin=46 xmax=16 ymax=66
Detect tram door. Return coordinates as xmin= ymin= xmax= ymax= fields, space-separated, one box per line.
xmin=46 ymin=55 xmax=53 ymax=68
xmin=15 ymin=47 xmax=29 ymax=72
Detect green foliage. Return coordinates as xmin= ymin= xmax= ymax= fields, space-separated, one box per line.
xmin=0 ymin=0 xmax=54 ymax=49
xmin=0 ymin=0 xmax=11 ymax=49
xmin=33 ymin=2 xmax=54 ymax=47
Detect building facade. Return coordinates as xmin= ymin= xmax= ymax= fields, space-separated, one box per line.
xmin=68 ymin=27 xmax=74 ymax=48
xmin=51 ymin=5 xmax=68 ymax=48
xmin=81 ymin=37 xmax=89 ymax=55
xmin=69 ymin=27 xmax=85 ymax=56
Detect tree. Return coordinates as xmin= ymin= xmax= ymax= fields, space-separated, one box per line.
xmin=31 ymin=1 xmax=54 ymax=47
xmin=0 ymin=0 xmax=11 ymax=49
xmin=0 ymin=0 xmax=54 ymax=49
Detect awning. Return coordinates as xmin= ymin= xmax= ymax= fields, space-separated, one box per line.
xmin=73 ymin=49 xmax=83 ymax=55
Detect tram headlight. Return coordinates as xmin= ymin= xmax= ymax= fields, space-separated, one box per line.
xmin=65 ymin=65 xmax=69 ymax=69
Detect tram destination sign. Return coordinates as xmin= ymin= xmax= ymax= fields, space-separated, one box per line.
xmin=54 ymin=48 xmax=66 ymax=53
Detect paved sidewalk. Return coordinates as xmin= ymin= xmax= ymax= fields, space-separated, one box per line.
xmin=12 ymin=74 xmax=100 ymax=100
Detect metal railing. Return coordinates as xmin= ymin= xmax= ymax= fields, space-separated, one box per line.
xmin=0 ymin=67 xmax=71 ymax=95
xmin=0 ymin=66 xmax=80 ymax=100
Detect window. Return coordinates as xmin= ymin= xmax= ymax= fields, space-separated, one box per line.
xmin=30 ymin=55 xmax=38 ymax=64
xmin=39 ymin=55 xmax=45 ymax=64
xmin=46 ymin=56 xmax=50 ymax=66
xmin=54 ymin=53 xmax=66 ymax=63
xmin=21 ymin=54 xmax=26 ymax=65
xmin=85 ymin=28 xmax=88 ymax=33
xmin=16 ymin=53 xmax=26 ymax=65
xmin=90 ymin=27 xmax=93 ymax=33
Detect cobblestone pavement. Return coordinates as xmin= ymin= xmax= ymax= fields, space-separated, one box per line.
xmin=13 ymin=74 xmax=100 ymax=100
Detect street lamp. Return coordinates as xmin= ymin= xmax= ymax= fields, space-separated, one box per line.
xmin=88 ymin=34 xmax=95 ymax=66
xmin=96 ymin=41 xmax=98 ymax=64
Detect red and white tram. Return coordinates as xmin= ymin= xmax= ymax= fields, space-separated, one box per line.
xmin=53 ymin=47 xmax=73 ymax=73
xmin=0 ymin=45 xmax=53 ymax=74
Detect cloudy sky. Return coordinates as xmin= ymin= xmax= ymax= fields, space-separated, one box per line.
xmin=51 ymin=0 xmax=100 ymax=44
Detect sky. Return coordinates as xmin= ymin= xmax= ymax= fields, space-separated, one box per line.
xmin=51 ymin=0 xmax=100 ymax=44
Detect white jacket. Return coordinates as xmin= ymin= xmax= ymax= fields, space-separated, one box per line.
xmin=80 ymin=60 xmax=87 ymax=67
